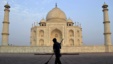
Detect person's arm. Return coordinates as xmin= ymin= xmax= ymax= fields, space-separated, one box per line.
xmin=60 ymin=39 xmax=63 ymax=45
xmin=59 ymin=39 xmax=63 ymax=49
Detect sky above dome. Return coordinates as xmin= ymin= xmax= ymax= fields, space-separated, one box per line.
xmin=0 ymin=0 xmax=113 ymax=46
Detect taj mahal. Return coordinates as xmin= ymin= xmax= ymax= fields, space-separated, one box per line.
xmin=0 ymin=3 xmax=113 ymax=53
xmin=31 ymin=4 xmax=82 ymax=47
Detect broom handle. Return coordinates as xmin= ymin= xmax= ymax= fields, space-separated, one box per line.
xmin=60 ymin=39 xmax=63 ymax=45
xmin=48 ymin=53 xmax=54 ymax=61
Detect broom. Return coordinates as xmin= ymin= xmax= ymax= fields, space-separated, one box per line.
xmin=45 ymin=53 xmax=54 ymax=64
xmin=45 ymin=39 xmax=63 ymax=64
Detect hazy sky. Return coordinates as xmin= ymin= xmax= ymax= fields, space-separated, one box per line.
xmin=0 ymin=0 xmax=113 ymax=46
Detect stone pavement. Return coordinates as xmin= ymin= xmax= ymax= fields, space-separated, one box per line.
xmin=0 ymin=53 xmax=113 ymax=64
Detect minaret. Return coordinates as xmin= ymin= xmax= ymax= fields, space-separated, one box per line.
xmin=1 ymin=3 xmax=10 ymax=46
xmin=102 ymin=3 xmax=112 ymax=46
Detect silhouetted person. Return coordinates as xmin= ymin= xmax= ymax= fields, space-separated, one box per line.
xmin=53 ymin=38 xmax=62 ymax=64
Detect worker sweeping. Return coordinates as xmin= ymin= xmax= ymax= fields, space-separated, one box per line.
xmin=45 ymin=38 xmax=63 ymax=64
xmin=53 ymin=38 xmax=63 ymax=64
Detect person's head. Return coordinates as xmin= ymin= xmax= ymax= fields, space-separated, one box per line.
xmin=53 ymin=38 xmax=57 ymax=43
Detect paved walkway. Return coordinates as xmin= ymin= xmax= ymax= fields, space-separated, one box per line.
xmin=0 ymin=53 xmax=113 ymax=64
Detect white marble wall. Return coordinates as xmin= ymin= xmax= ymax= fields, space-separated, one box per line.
xmin=0 ymin=46 xmax=113 ymax=53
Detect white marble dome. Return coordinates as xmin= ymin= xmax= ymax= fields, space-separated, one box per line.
xmin=67 ymin=18 xmax=73 ymax=22
xmin=46 ymin=7 xmax=67 ymax=21
xmin=40 ymin=18 xmax=46 ymax=22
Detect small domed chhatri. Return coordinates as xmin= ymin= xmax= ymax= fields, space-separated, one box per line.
xmin=4 ymin=3 xmax=10 ymax=8
xmin=67 ymin=18 xmax=73 ymax=22
xmin=40 ymin=18 xmax=46 ymax=22
xmin=102 ymin=2 xmax=108 ymax=8
xmin=46 ymin=5 xmax=67 ymax=21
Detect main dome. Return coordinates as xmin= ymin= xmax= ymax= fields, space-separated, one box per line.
xmin=46 ymin=7 xmax=67 ymax=21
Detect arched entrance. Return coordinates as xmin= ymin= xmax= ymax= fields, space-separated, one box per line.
xmin=69 ymin=39 xmax=74 ymax=46
xmin=39 ymin=39 xmax=44 ymax=46
xmin=51 ymin=29 xmax=62 ymax=46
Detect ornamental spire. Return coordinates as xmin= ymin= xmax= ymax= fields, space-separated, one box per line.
xmin=55 ymin=3 xmax=57 ymax=8
xmin=104 ymin=2 xmax=106 ymax=5
xmin=4 ymin=2 xmax=10 ymax=8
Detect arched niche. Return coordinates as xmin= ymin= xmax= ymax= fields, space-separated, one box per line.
xmin=33 ymin=30 xmax=36 ymax=36
xmin=77 ymin=30 xmax=80 ymax=37
xmin=78 ymin=39 xmax=80 ymax=46
xmin=39 ymin=30 xmax=44 ymax=37
xmin=69 ymin=30 xmax=74 ymax=37
xmin=51 ymin=29 xmax=62 ymax=46
xmin=69 ymin=39 xmax=74 ymax=46
xmin=39 ymin=39 xmax=44 ymax=46
xmin=33 ymin=30 xmax=36 ymax=42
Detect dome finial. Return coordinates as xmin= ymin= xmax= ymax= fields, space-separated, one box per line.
xmin=7 ymin=2 xmax=9 ymax=5
xmin=104 ymin=2 xmax=107 ymax=5
xmin=55 ymin=3 xmax=57 ymax=8
xmin=104 ymin=2 xmax=105 ymax=4
xmin=102 ymin=2 xmax=108 ymax=8
xmin=4 ymin=2 xmax=10 ymax=8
